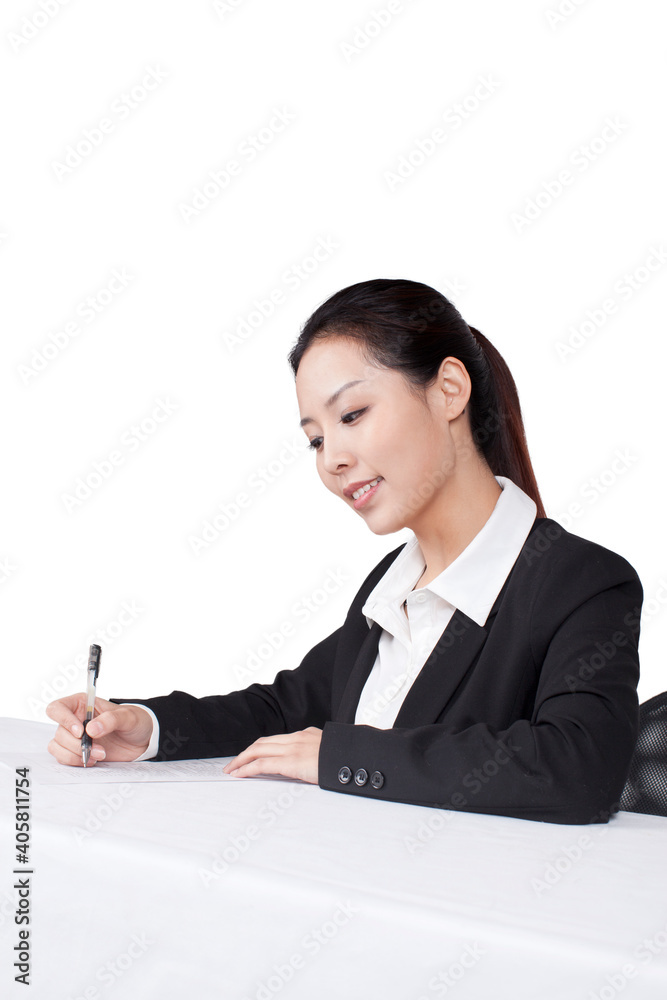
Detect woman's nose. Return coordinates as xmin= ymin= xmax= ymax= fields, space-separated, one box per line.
xmin=321 ymin=442 xmax=354 ymax=478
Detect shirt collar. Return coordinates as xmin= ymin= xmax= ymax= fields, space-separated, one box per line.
xmin=361 ymin=476 xmax=537 ymax=629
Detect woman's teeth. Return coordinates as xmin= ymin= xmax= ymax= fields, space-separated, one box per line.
xmin=352 ymin=477 xmax=382 ymax=500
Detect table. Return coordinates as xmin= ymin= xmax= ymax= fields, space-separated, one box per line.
xmin=1 ymin=718 xmax=666 ymax=1000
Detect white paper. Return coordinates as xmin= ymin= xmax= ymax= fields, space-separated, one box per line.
xmin=0 ymin=751 xmax=247 ymax=784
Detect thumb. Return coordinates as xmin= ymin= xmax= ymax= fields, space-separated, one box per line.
xmin=84 ymin=705 xmax=136 ymax=739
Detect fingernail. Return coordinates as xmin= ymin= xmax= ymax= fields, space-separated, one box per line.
xmin=92 ymin=746 xmax=105 ymax=759
xmin=87 ymin=722 xmax=100 ymax=737
xmin=72 ymin=724 xmax=82 ymax=737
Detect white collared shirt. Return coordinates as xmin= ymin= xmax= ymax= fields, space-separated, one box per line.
xmin=353 ymin=475 xmax=537 ymax=728
xmin=131 ymin=475 xmax=537 ymax=757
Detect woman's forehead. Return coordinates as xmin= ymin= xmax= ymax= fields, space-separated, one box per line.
xmin=296 ymin=351 xmax=388 ymax=406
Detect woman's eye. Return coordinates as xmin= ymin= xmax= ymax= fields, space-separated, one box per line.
xmin=342 ymin=408 xmax=366 ymax=424
xmin=307 ymin=409 xmax=366 ymax=452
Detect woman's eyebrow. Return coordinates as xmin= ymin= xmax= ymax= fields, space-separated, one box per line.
xmin=299 ymin=380 xmax=366 ymax=427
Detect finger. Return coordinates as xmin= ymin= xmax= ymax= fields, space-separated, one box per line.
xmin=47 ymin=737 xmax=105 ymax=767
xmin=222 ymin=733 xmax=304 ymax=770
xmin=52 ymin=723 xmax=106 ymax=759
xmin=45 ymin=694 xmax=86 ymax=737
xmin=83 ymin=706 xmax=135 ymax=740
xmin=225 ymin=740 xmax=292 ymax=773
xmin=229 ymin=756 xmax=286 ymax=778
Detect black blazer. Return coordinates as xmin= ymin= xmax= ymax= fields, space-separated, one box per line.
xmin=111 ymin=516 xmax=643 ymax=825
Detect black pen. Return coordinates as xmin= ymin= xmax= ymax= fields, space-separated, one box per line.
xmin=81 ymin=644 xmax=102 ymax=767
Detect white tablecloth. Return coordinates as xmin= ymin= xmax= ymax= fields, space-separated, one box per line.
xmin=1 ymin=718 xmax=666 ymax=1000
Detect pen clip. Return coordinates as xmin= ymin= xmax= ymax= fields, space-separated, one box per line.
xmin=87 ymin=643 xmax=101 ymax=683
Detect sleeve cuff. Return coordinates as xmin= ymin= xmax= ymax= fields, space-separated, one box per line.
xmin=121 ymin=703 xmax=160 ymax=761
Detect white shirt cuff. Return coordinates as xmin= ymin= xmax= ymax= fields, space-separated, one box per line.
xmin=121 ymin=703 xmax=161 ymax=761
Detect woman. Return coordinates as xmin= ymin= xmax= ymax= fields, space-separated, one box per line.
xmin=46 ymin=278 xmax=643 ymax=824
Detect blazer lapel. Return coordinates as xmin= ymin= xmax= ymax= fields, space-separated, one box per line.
xmin=333 ymin=546 xmax=521 ymax=727
xmin=393 ymin=559 xmax=519 ymax=726
xmin=334 ymin=619 xmax=384 ymax=724
xmin=392 ymin=609 xmax=488 ymax=727
xmin=394 ymin=548 xmax=524 ymax=728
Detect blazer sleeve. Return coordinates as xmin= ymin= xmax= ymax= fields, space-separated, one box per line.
xmin=108 ymin=622 xmax=344 ymax=760
xmin=107 ymin=546 xmax=402 ymax=761
xmin=318 ymin=550 xmax=643 ymax=825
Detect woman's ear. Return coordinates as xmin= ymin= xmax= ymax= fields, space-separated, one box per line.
xmin=437 ymin=357 xmax=470 ymax=422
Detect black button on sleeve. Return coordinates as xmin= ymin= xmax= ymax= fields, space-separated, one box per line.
xmin=354 ymin=768 xmax=368 ymax=786
xmin=338 ymin=766 xmax=352 ymax=784
xmin=370 ymin=770 xmax=385 ymax=789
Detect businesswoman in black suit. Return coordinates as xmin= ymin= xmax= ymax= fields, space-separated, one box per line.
xmin=46 ymin=278 xmax=643 ymax=825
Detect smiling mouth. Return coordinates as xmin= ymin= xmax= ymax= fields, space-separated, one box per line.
xmin=350 ymin=476 xmax=382 ymax=500
xmin=352 ymin=477 xmax=383 ymax=510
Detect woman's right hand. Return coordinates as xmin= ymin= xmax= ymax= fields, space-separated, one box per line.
xmin=45 ymin=693 xmax=154 ymax=766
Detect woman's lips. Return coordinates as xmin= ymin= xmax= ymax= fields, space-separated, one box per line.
xmin=353 ymin=478 xmax=382 ymax=510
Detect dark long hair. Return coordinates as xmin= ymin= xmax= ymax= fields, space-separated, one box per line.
xmin=287 ymin=278 xmax=546 ymax=518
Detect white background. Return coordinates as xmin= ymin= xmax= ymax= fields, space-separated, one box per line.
xmin=1 ymin=0 xmax=665 ymax=722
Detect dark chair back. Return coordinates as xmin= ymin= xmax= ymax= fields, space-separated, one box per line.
xmin=620 ymin=691 xmax=667 ymax=817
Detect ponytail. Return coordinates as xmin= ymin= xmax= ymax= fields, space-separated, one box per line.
xmin=468 ymin=326 xmax=546 ymax=517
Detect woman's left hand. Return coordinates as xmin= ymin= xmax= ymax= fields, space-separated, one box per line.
xmin=222 ymin=727 xmax=322 ymax=784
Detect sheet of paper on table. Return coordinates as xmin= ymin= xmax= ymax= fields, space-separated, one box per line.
xmin=0 ymin=752 xmax=255 ymax=784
